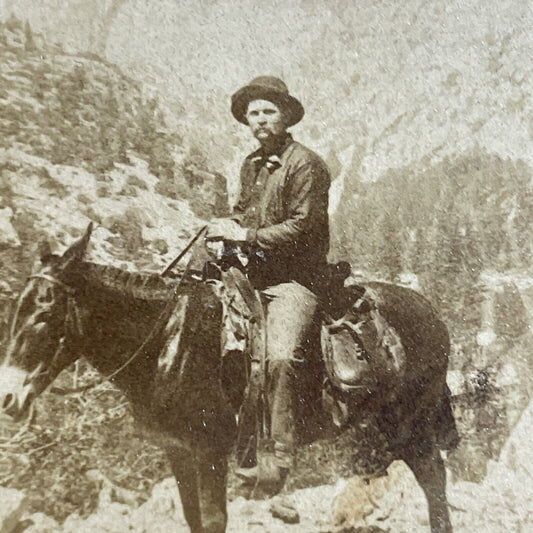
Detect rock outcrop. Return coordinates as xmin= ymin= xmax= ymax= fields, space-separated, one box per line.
xmin=0 ymin=17 xmax=228 ymax=295
xmin=0 ymin=488 xmax=27 ymax=533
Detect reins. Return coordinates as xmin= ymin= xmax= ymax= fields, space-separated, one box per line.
xmin=161 ymin=225 xmax=208 ymax=277
xmin=48 ymin=226 xmax=208 ymax=396
xmin=49 ymin=319 xmax=152 ymax=395
xmin=49 ymin=283 xmax=178 ymax=396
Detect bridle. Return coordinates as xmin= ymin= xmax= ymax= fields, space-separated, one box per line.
xmin=9 ymin=272 xmax=145 ymax=395
xmin=28 ymin=272 xmax=77 ymax=294
xmin=13 ymin=272 xmax=91 ymax=394
xmin=27 ymin=272 xmax=165 ymax=395
xmin=24 ymin=273 xmax=197 ymax=395
xmin=14 ymin=226 xmax=210 ymax=396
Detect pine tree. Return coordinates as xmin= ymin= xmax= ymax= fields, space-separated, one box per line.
xmin=24 ymin=20 xmax=36 ymax=52
xmin=374 ymin=212 xmax=403 ymax=280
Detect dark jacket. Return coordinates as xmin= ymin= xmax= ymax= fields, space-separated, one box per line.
xmin=233 ymin=134 xmax=331 ymax=293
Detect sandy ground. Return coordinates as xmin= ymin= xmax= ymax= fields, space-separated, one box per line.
xmin=11 ymin=396 xmax=530 ymax=533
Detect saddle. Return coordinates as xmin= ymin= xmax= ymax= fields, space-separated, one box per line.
xmin=214 ymin=263 xmax=407 ymax=444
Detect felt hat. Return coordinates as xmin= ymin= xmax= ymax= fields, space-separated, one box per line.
xmin=231 ymin=76 xmax=304 ymax=127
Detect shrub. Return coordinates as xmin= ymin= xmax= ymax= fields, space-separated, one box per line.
xmin=151 ymin=238 xmax=169 ymax=255
xmin=126 ymin=174 xmax=148 ymax=190
xmin=77 ymin=193 xmax=93 ymax=205
xmin=119 ymin=184 xmax=138 ymax=197
xmin=154 ymin=178 xmax=187 ymax=201
xmin=102 ymin=209 xmax=144 ymax=254
xmin=80 ymin=206 xmax=102 ymax=224
xmin=96 ymin=186 xmax=110 ymax=198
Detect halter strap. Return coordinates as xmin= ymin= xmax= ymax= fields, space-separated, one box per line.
xmin=28 ymin=273 xmax=77 ymax=295
xmin=49 ymin=295 xmax=142 ymax=395
xmin=9 ymin=273 xmax=72 ymax=341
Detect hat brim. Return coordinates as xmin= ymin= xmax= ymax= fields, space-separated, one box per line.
xmin=231 ymin=85 xmax=304 ymax=127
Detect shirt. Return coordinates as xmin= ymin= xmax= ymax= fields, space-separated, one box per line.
xmin=233 ymin=134 xmax=331 ymax=292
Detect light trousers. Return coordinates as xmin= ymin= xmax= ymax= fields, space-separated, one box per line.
xmin=261 ymin=281 xmax=319 ymax=466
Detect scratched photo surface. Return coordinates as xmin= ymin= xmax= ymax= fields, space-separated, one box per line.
xmin=0 ymin=1 xmax=532 ymax=532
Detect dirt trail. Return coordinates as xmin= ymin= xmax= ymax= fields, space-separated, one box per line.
xmin=14 ymin=394 xmax=532 ymax=533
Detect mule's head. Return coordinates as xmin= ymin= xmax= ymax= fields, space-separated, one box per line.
xmin=0 ymin=224 xmax=92 ymax=420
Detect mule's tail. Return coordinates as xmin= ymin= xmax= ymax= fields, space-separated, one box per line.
xmin=435 ymin=385 xmax=460 ymax=451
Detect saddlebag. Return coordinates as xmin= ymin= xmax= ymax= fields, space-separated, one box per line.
xmin=321 ymin=288 xmax=407 ymax=397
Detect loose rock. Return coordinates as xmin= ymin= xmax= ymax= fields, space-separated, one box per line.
xmin=0 ymin=487 xmax=27 ymax=533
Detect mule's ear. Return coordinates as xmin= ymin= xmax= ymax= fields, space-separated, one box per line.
xmin=61 ymin=223 xmax=93 ymax=266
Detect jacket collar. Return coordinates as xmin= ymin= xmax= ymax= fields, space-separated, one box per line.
xmin=250 ymin=134 xmax=294 ymax=172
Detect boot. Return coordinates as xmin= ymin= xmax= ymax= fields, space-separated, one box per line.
xmin=236 ymin=455 xmax=289 ymax=496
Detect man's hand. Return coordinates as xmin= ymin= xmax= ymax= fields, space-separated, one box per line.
xmin=206 ymin=218 xmax=248 ymax=242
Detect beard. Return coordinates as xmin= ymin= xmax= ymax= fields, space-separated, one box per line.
xmin=252 ymin=128 xmax=286 ymax=147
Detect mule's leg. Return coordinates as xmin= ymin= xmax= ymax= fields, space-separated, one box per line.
xmin=196 ymin=446 xmax=229 ymax=533
xmin=403 ymin=440 xmax=453 ymax=533
xmin=166 ymin=446 xmax=202 ymax=533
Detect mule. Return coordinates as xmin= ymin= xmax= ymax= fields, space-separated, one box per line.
xmin=0 ymin=224 xmax=456 ymax=533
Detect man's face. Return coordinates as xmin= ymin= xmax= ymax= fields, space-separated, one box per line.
xmin=246 ymin=99 xmax=286 ymax=143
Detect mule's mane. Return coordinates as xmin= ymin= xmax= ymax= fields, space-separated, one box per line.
xmin=83 ymin=262 xmax=179 ymax=302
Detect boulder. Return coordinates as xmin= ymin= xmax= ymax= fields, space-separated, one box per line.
xmin=62 ymin=504 xmax=131 ymax=533
xmin=0 ymin=207 xmax=20 ymax=247
xmin=333 ymin=461 xmax=427 ymax=532
xmin=0 ymin=487 xmax=27 ymax=533
xmin=20 ymin=513 xmax=59 ymax=533
xmin=449 ymin=400 xmax=533 ymax=532
xmin=131 ymin=478 xmax=188 ymax=533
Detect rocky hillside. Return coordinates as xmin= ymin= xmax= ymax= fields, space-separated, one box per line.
xmin=0 ymin=16 xmax=227 ymax=299
xmin=3 ymin=396 xmax=533 ymax=533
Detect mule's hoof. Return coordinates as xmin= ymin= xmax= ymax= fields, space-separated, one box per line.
xmin=269 ymin=498 xmax=300 ymax=524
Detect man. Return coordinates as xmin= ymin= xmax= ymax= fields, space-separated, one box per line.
xmin=207 ymin=76 xmax=331 ymax=490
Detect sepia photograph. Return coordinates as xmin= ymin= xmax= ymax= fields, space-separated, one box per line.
xmin=0 ymin=1 xmax=532 ymax=532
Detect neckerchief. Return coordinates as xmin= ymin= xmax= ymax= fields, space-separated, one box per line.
xmin=251 ymin=154 xmax=282 ymax=173
xmin=250 ymin=133 xmax=293 ymax=173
